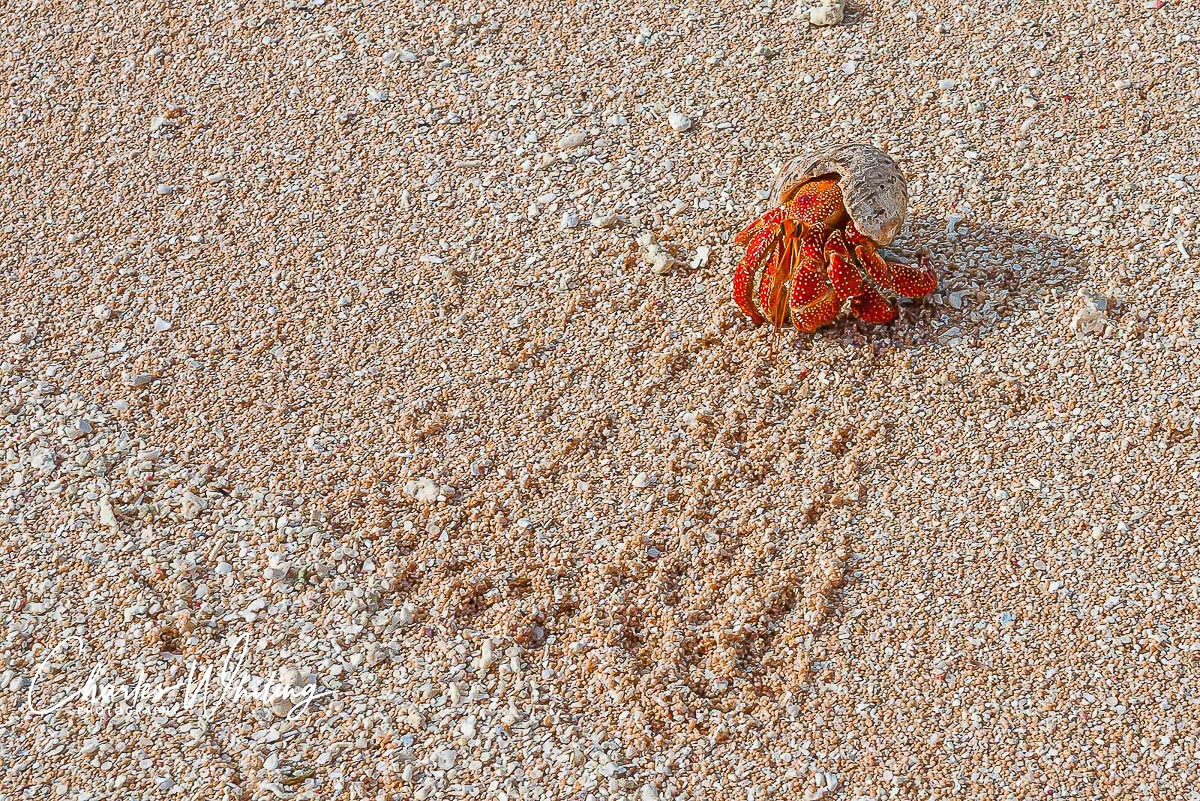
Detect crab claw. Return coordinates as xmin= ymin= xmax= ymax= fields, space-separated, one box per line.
xmin=824 ymin=230 xmax=865 ymax=302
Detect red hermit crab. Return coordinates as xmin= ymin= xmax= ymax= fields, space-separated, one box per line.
xmin=732 ymin=143 xmax=937 ymax=332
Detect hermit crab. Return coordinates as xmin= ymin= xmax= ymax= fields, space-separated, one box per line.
xmin=732 ymin=143 xmax=937 ymax=332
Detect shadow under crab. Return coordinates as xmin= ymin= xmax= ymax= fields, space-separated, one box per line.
xmin=814 ymin=214 xmax=1091 ymax=350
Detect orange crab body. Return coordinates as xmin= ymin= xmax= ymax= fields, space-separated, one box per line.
xmin=732 ymin=176 xmax=937 ymax=332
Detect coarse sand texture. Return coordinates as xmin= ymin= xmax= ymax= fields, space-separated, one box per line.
xmin=2 ymin=1 xmax=1199 ymax=799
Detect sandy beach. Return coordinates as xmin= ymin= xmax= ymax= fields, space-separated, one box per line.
xmin=3 ymin=0 xmax=1199 ymax=798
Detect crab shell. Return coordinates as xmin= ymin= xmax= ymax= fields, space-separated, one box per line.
xmin=768 ymin=143 xmax=908 ymax=246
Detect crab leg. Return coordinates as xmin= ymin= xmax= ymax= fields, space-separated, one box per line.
xmin=734 ymin=204 xmax=785 ymax=248
xmin=732 ymin=219 xmax=784 ymax=325
xmin=823 ymin=229 xmax=864 ymax=302
xmin=758 ymin=220 xmax=802 ymax=331
xmin=850 ymin=283 xmax=898 ymax=324
xmin=755 ymin=227 xmax=783 ymax=316
xmin=786 ymin=225 xmax=826 ymax=307
xmin=844 ymin=223 xmax=937 ymax=298
xmin=834 ymin=231 xmax=897 ymax=323
xmin=854 ymin=243 xmax=938 ymax=298
xmin=791 ymin=288 xmax=839 ymax=333
xmin=787 ymin=224 xmax=839 ymax=333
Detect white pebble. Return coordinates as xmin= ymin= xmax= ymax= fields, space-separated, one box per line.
xmin=98 ymin=497 xmax=118 ymax=531
xmin=806 ymin=1 xmax=845 ymax=26
xmin=1070 ymin=293 xmax=1110 ymax=335
xmin=667 ymin=112 xmax=692 ymax=132
xmin=153 ymin=316 xmax=171 ymax=332
xmin=557 ymin=131 xmax=589 ymax=150
xmin=938 ymin=78 xmax=956 ymax=91
xmin=632 ymin=472 xmax=651 ymax=488
xmin=559 ymin=211 xmax=580 ymax=230
xmin=842 ymin=60 xmax=857 ymax=74
xmin=259 ymin=781 xmax=291 ymax=799
xmin=946 ymin=212 xmax=965 ymax=238
xmin=92 ymin=304 xmax=112 ymax=321
xmin=404 ymin=477 xmax=441 ymax=504
xmin=590 ymin=213 xmax=624 ymax=229
xmin=269 ymin=697 xmax=294 ymax=718
xmin=30 ymin=449 xmax=56 ymax=472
